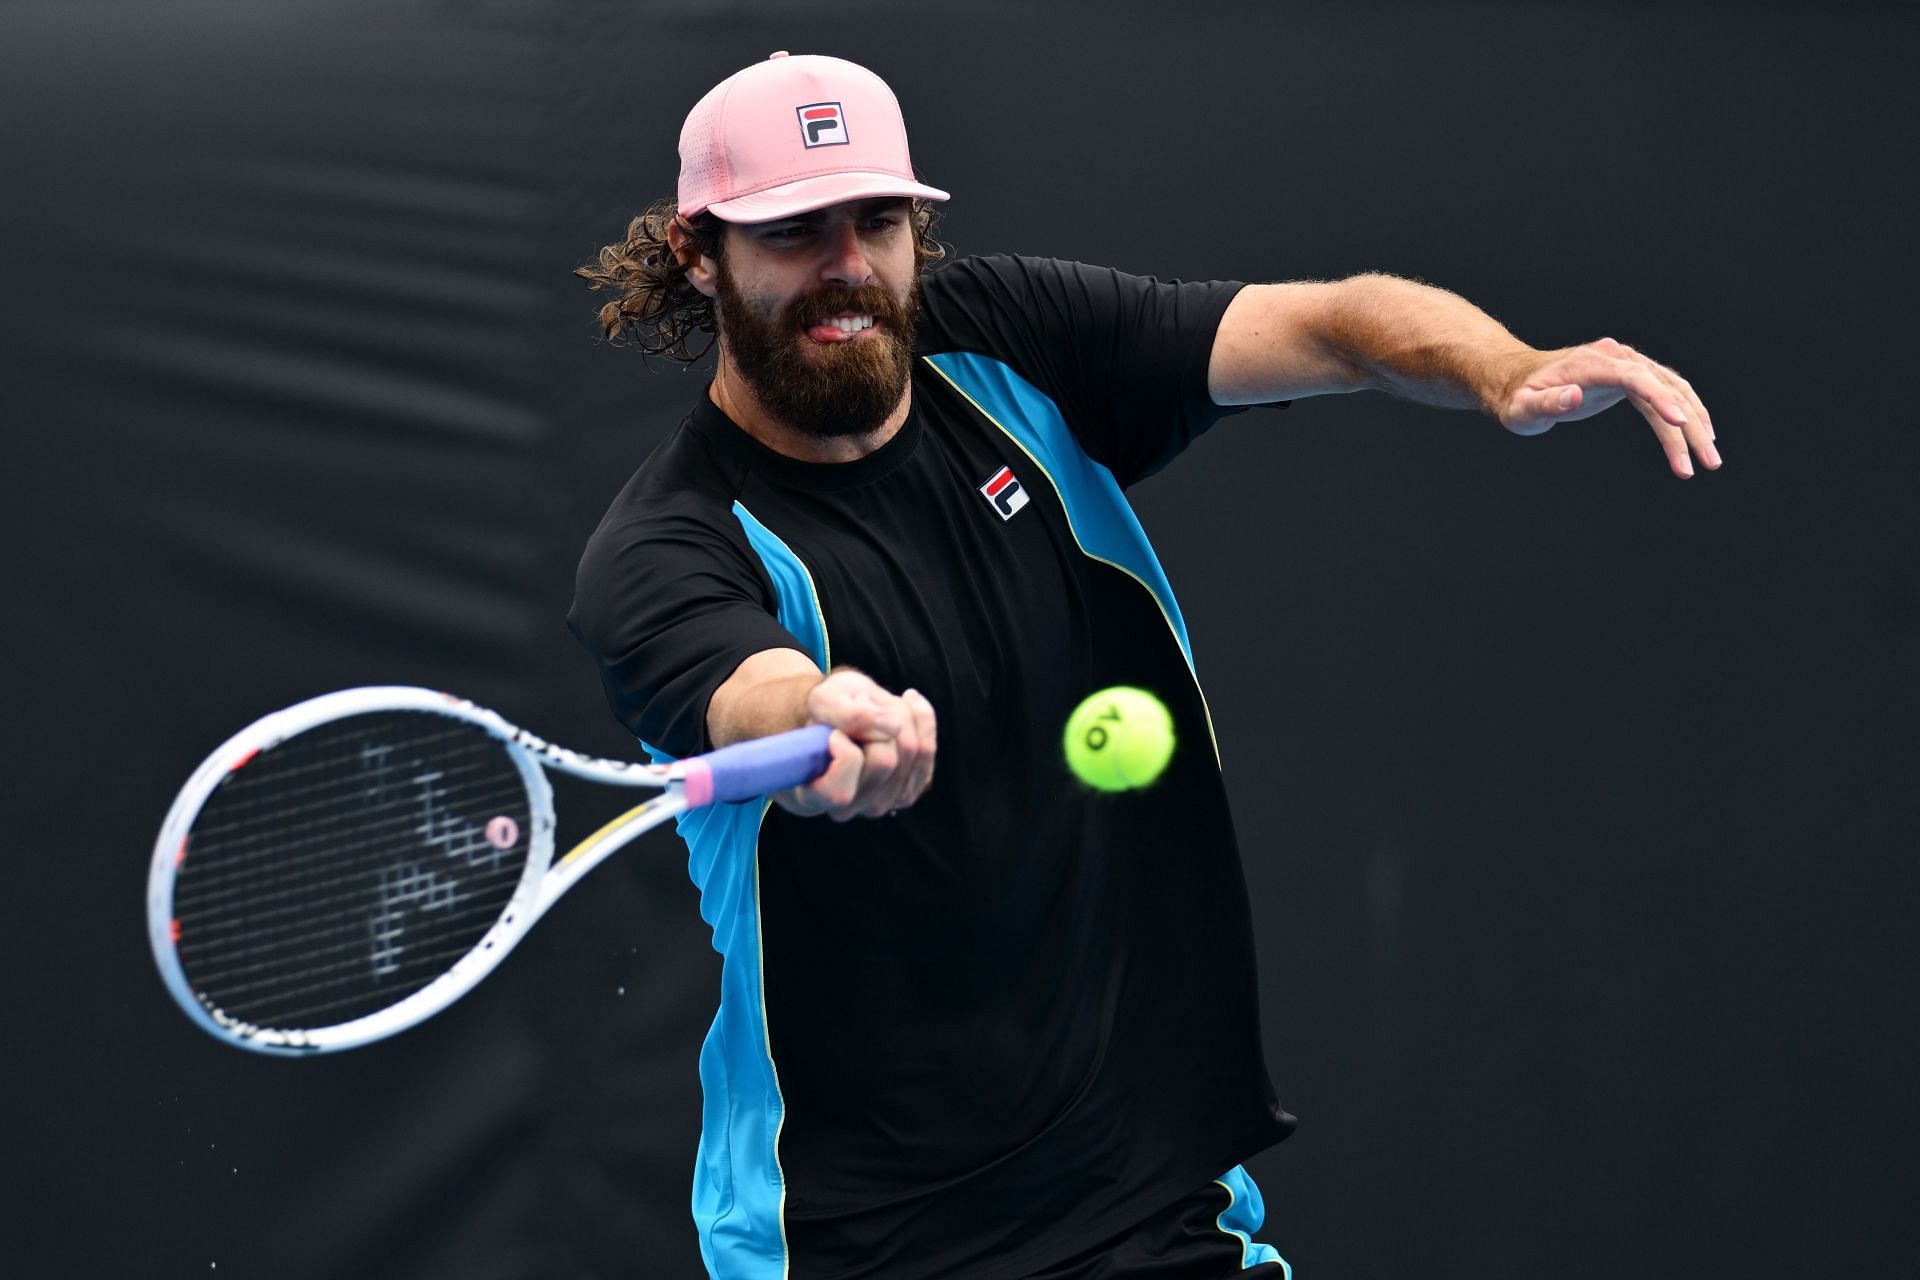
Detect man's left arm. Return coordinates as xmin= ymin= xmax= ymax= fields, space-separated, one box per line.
xmin=1207 ymin=274 xmax=1721 ymax=479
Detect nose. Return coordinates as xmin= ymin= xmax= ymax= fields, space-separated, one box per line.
xmin=819 ymin=219 xmax=873 ymax=288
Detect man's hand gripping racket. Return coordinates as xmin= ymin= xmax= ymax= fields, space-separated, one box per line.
xmin=146 ymin=686 xmax=831 ymax=1056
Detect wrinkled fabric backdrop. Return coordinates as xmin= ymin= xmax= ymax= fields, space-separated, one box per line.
xmin=5 ymin=1 xmax=1913 ymax=1275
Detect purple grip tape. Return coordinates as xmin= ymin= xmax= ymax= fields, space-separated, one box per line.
xmin=681 ymin=724 xmax=834 ymax=808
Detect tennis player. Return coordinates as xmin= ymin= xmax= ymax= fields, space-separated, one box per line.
xmin=570 ymin=52 xmax=1719 ymax=1280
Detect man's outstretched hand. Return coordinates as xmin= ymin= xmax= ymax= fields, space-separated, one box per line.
xmin=1496 ymin=337 xmax=1721 ymax=479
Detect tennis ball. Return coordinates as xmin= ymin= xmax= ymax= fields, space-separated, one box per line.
xmin=1063 ymin=687 xmax=1175 ymax=792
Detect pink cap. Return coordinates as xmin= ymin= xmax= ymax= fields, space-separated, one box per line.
xmin=678 ymin=52 xmax=949 ymax=223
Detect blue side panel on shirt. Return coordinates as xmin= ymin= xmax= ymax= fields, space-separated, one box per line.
xmin=634 ymin=502 xmax=828 ymax=1280
xmin=730 ymin=501 xmax=829 ymax=671
xmin=924 ymin=351 xmax=1196 ymax=673
xmin=1215 ymin=1164 xmax=1290 ymax=1274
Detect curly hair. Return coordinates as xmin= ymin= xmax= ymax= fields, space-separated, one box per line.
xmin=575 ymin=198 xmax=947 ymax=362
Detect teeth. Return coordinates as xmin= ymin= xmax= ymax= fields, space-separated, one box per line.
xmin=828 ymin=315 xmax=874 ymax=334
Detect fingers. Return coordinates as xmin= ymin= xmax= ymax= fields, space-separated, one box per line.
xmin=773 ymin=729 xmax=864 ymax=818
xmin=1508 ymin=338 xmax=1721 ymax=480
xmin=1618 ymin=342 xmax=1720 ymax=476
xmin=793 ymin=670 xmax=939 ymax=822
xmin=847 ymin=687 xmax=935 ymax=820
xmin=1507 ymin=384 xmax=1581 ymax=436
xmin=899 ymin=689 xmax=937 ymax=806
xmin=806 ymin=670 xmax=904 ymax=739
xmin=1583 ymin=340 xmax=1690 ymax=478
xmin=815 ymin=730 xmax=868 ymax=809
xmin=842 ymin=736 xmax=902 ymax=821
xmin=837 ymin=688 xmax=937 ymax=820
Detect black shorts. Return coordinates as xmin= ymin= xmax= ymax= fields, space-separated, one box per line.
xmin=1020 ymin=1168 xmax=1290 ymax=1279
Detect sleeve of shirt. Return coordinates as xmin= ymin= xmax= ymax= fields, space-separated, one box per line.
xmin=913 ymin=254 xmax=1282 ymax=488
xmin=567 ymin=495 xmax=810 ymax=760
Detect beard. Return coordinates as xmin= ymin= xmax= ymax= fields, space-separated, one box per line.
xmin=714 ymin=262 xmax=919 ymax=442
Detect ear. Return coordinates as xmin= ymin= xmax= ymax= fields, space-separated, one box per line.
xmin=666 ymin=217 xmax=719 ymax=300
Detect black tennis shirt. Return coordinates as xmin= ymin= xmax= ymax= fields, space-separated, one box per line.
xmin=570 ymin=255 xmax=1294 ymax=1279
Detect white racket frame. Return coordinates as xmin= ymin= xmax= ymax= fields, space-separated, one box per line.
xmin=147 ymin=686 xmax=693 ymax=1056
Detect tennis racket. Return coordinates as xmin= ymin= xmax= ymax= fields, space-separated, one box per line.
xmin=147 ymin=686 xmax=831 ymax=1056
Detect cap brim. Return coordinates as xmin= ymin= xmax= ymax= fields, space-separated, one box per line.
xmin=703 ymin=171 xmax=950 ymax=223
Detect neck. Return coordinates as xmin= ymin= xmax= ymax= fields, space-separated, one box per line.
xmin=709 ymin=352 xmax=911 ymax=464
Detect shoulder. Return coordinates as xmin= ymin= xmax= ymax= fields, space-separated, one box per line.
xmin=919 ymin=254 xmax=1098 ymax=315
xmin=915 ymin=255 xmax=1117 ymax=363
xmin=918 ymin=255 xmax=1246 ymax=348
xmin=605 ymin=412 xmax=747 ymax=509
xmin=575 ymin=416 xmax=763 ymax=592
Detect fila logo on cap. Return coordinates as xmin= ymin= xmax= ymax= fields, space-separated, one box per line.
xmin=979 ymin=466 xmax=1029 ymax=521
xmin=797 ymin=102 xmax=848 ymax=148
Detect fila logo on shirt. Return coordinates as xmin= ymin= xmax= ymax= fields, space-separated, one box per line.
xmin=978 ymin=465 xmax=1029 ymax=521
xmin=796 ymin=102 xmax=848 ymax=148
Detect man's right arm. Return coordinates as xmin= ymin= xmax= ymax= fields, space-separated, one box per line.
xmin=707 ymin=648 xmax=937 ymax=822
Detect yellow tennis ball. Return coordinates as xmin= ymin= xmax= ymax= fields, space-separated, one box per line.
xmin=1063 ymin=687 xmax=1175 ymax=792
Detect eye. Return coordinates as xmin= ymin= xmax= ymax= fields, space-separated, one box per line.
xmin=755 ymin=223 xmax=815 ymax=244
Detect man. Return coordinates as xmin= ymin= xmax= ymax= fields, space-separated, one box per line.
xmin=571 ymin=51 xmax=1719 ymax=1280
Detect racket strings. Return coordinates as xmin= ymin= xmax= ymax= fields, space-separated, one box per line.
xmin=172 ymin=712 xmax=535 ymax=1031
xmin=176 ymin=844 xmax=522 ymax=935
xmin=176 ymin=725 xmax=493 ymax=854
xmin=179 ymin=865 xmax=527 ymax=983
xmin=205 ymin=948 xmax=507 ymax=1029
xmin=176 ymin=755 xmax=524 ymax=932
xmin=175 ymin=754 xmax=515 ymax=911
xmin=185 ymin=899 xmax=523 ymax=1018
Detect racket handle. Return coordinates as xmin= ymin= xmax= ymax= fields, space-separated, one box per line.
xmin=681 ymin=724 xmax=835 ymax=807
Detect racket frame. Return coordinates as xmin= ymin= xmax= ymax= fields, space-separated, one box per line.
xmin=148 ymin=686 xmax=693 ymax=1056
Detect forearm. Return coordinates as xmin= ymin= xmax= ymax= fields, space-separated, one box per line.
xmin=706 ymin=648 xmax=823 ymax=748
xmin=1326 ymin=273 xmax=1541 ymax=416
xmin=1211 ymin=272 xmax=1719 ymax=476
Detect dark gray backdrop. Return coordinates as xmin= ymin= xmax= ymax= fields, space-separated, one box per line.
xmin=5 ymin=1 xmax=1913 ymax=1275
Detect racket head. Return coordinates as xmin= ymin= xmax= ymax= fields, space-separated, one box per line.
xmin=147 ymin=687 xmax=556 ymax=1056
